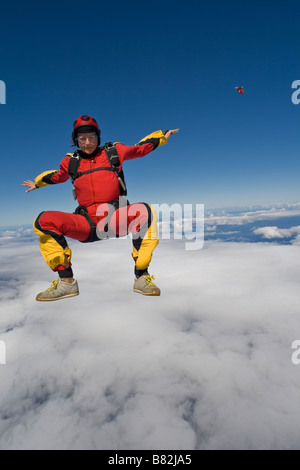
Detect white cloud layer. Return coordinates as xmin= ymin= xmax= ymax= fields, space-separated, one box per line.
xmin=0 ymin=227 xmax=32 ymax=240
xmin=1 ymin=233 xmax=300 ymax=450
xmin=253 ymin=225 xmax=300 ymax=241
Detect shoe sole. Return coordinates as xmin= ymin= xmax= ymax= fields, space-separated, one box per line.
xmin=36 ymin=293 xmax=79 ymax=302
xmin=133 ymin=289 xmax=161 ymax=296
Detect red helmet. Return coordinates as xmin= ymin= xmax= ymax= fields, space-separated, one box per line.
xmin=72 ymin=115 xmax=101 ymax=146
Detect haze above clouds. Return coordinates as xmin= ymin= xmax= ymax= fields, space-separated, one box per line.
xmin=1 ymin=219 xmax=300 ymax=449
xmin=205 ymin=204 xmax=300 ymax=226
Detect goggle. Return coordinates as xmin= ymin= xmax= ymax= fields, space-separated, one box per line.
xmin=77 ymin=133 xmax=98 ymax=144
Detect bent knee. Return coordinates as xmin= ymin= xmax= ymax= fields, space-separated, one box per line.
xmin=33 ymin=211 xmax=46 ymax=234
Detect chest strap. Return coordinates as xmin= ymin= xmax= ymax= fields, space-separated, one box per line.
xmin=68 ymin=143 xmax=127 ymax=196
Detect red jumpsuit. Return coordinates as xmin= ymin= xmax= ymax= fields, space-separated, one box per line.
xmin=33 ymin=130 xmax=167 ymax=278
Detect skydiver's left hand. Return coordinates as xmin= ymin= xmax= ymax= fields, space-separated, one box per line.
xmin=164 ymin=129 xmax=179 ymax=140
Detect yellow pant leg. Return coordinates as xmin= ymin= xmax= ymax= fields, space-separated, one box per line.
xmin=33 ymin=220 xmax=72 ymax=271
xmin=132 ymin=205 xmax=159 ymax=271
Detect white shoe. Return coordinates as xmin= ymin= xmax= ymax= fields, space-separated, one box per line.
xmin=36 ymin=279 xmax=79 ymax=301
xmin=133 ymin=274 xmax=161 ymax=296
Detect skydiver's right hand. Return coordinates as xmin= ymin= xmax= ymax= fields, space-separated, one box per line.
xmin=22 ymin=180 xmax=37 ymax=193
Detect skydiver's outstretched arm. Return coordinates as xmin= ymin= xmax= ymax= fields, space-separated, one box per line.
xmin=120 ymin=129 xmax=180 ymax=163
xmin=22 ymin=157 xmax=70 ymax=193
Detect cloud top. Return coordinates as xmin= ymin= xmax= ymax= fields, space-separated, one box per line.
xmin=0 ymin=232 xmax=300 ymax=449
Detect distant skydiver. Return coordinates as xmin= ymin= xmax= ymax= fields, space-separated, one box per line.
xmin=23 ymin=115 xmax=179 ymax=301
xmin=235 ymin=86 xmax=244 ymax=94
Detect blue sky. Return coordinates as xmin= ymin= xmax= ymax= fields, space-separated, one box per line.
xmin=1 ymin=0 xmax=300 ymax=226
